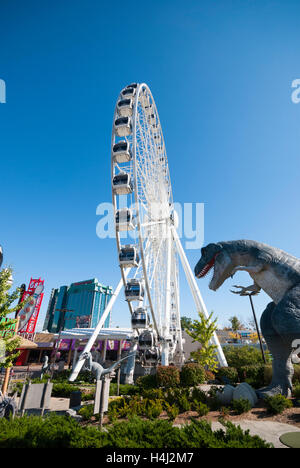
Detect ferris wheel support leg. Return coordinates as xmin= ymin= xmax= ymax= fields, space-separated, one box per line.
xmin=69 ymin=269 xmax=131 ymax=382
xmin=161 ymin=231 xmax=172 ymax=366
xmin=124 ymin=341 xmax=138 ymax=384
xmin=171 ymin=227 xmax=228 ymax=368
xmin=173 ymin=262 xmax=184 ymax=366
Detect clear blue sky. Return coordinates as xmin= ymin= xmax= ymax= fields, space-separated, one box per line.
xmin=1 ymin=0 xmax=300 ymax=330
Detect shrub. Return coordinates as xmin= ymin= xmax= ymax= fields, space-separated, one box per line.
xmin=143 ymin=399 xmax=163 ymax=419
xmin=78 ymin=404 xmax=97 ymax=421
xmin=239 ymin=365 xmax=265 ymax=389
xmin=224 ymin=346 xmax=270 ymax=368
xmin=52 ymin=382 xmax=80 ymax=398
xmin=193 ymin=401 xmax=209 ymax=417
xmin=191 ymin=386 xmax=207 ymax=404
xmin=216 ymin=367 xmax=239 ymax=385
xmin=205 ymin=370 xmax=215 ymax=382
xmin=177 ymin=394 xmax=191 ymax=412
xmin=136 ymin=373 xmax=157 ymax=390
xmin=220 ymin=406 xmax=230 ymax=417
xmin=0 ymin=413 xmax=104 ymax=448
xmin=180 ymin=363 xmax=205 ymax=387
xmin=232 ymin=398 xmax=252 ymax=415
xmin=81 ymin=390 xmax=95 ymax=401
xmin=109 ymin=383 xmax=139 ymax=396
xmin=156 ymin=366 xmax=180 ymax=388
xmin=293 ymin=384 xmax=300 ymax=399
xmin=264 ymin=394 xmax=293 ymax=415
xmin=0 ymin=415 xmax=273 ymax=448
xmin=141 ymin=388 xmax=165 ymax=400
xmin=164 ymin=402 xmax=179 ymax=421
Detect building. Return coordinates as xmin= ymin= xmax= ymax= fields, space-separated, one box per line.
xmin=43 ymin=278 xmax=113 ymax=333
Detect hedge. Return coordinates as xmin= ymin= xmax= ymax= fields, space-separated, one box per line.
xmin=0 ymin=414 xmax=273 ymax=448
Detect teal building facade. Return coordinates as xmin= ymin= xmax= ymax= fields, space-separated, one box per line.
xmin=43 ymin=278 xmax=113 ymax=333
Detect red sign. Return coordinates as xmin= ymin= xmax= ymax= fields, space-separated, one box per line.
xmin=18 ymin=278 xmax=44 ymax=337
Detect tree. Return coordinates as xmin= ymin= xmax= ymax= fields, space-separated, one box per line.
xmin=228 ymin=316 xmax=243 ymax=340
xmin=0 ymin=268 xmax=22 ymax=368
xmin=180 ymin=316 xmax=192 ymax=330
xmin=184 ymin=311 xmax=218 ymax=372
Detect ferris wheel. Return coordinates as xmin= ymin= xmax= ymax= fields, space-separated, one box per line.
xmin=111 ymin=82 xmax=181 ymax=368
xmin=69 ymin=83 xmax=227 ymax=383
xmin=111 ymin=83 xmax=226 ymax=371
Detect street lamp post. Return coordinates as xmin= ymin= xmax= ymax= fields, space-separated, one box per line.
xmin=230 ymin=286 xmax=266 ymax=364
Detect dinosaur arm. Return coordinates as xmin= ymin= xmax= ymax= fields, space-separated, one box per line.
xmin=231 ymin=283 xmax=261 ymax=296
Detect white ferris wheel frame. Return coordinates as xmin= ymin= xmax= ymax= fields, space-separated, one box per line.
xmin=69 ymin=83 xmax=227 ymax=382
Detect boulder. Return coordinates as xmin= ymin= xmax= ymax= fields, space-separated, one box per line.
xmin=65 ymin=408 xmax=83 ymax=422
xmin=233 ymin=382 xmax=258 ymax=407
xmin=215 ymin=385 xmax=235 ymax=405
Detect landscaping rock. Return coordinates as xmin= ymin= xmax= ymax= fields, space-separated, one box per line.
xmin=216 ymin=385 xmax=235 ymax=405
xmin=233 ymin=383 xmax=258 ymax=407
xmin=65 ymin=408 xmax=83 ymax=422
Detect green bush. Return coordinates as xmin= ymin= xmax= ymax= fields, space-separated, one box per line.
xmin=0 ymin=413 xmax=103 ymax=448
xmin=143 ymin=399 xmax=163 ymax=419
xmin=191 ymin=386 xmax=207 ymax=403
xmin=293 ymin=384 xmax=300 ymax=399
xmin=239 ymin=365 xmax=265 ymax=389
xmin=180 ymin=363 xmax=205 ymax=387
xmin=264 ymin=395 xmax=293 ymax=415
xmin=156 ymin=366 xmax=180 ymax=388
xmin=0 ymin=414 xmax=273 ymax=448
xmin=109 ymin=383 xmax=139 ymax=396
xmin=164 ymin=402 xmax=179 ymax=421
xmin=216 ymin=367 xmax=239 ymax=385
xmin=141 ymin=388 xmax=165 ymax=400
xmin=232 ymin=398 xmax=252 ymax=415
xmin=81 ymin=390 xmax=95 ymax=401
xmin=78 ymin=404 xmax=97 ymax=421
xmin=193 ymin=401 xmax=209 ymax=417
xmin=224 ymin=346 xmax=270 ymax=368
xmin=52 ymin=382 xmax=81 ymax=398
xmin=205 ymin=370 xmax=216 ymax=382
xmin=136 ymin=373 xmax=157 ymax=390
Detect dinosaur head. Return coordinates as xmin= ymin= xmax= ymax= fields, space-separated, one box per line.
xmin=194 ymin=242 xmax=234 ymax=291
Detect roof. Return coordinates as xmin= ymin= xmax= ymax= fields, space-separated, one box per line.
xmin=34 ymin=332 xmax=55 ymax=343
xmin=53 ymin=327 xmax=134 ymax=341
xmin=9 ymin=336 xmax=38 ymax=349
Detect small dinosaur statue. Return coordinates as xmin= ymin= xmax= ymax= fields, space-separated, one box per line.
xmin=81 ymin=351 xmax=136 ymax=381
xmin=194 ymin=240 xmax=300 ymax=397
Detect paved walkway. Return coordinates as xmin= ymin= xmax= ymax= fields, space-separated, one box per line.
xmin=211 ymin=420 xmax=300 ymax=448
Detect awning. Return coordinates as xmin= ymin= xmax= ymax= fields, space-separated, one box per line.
xmin=53 ymin=327 xmax=134 ymax=341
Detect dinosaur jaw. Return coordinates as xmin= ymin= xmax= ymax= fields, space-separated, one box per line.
xmin=195 ymin=255 xmax=217 ymax=279
xmin=209 ymin=251 xmax=234 ymax=291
